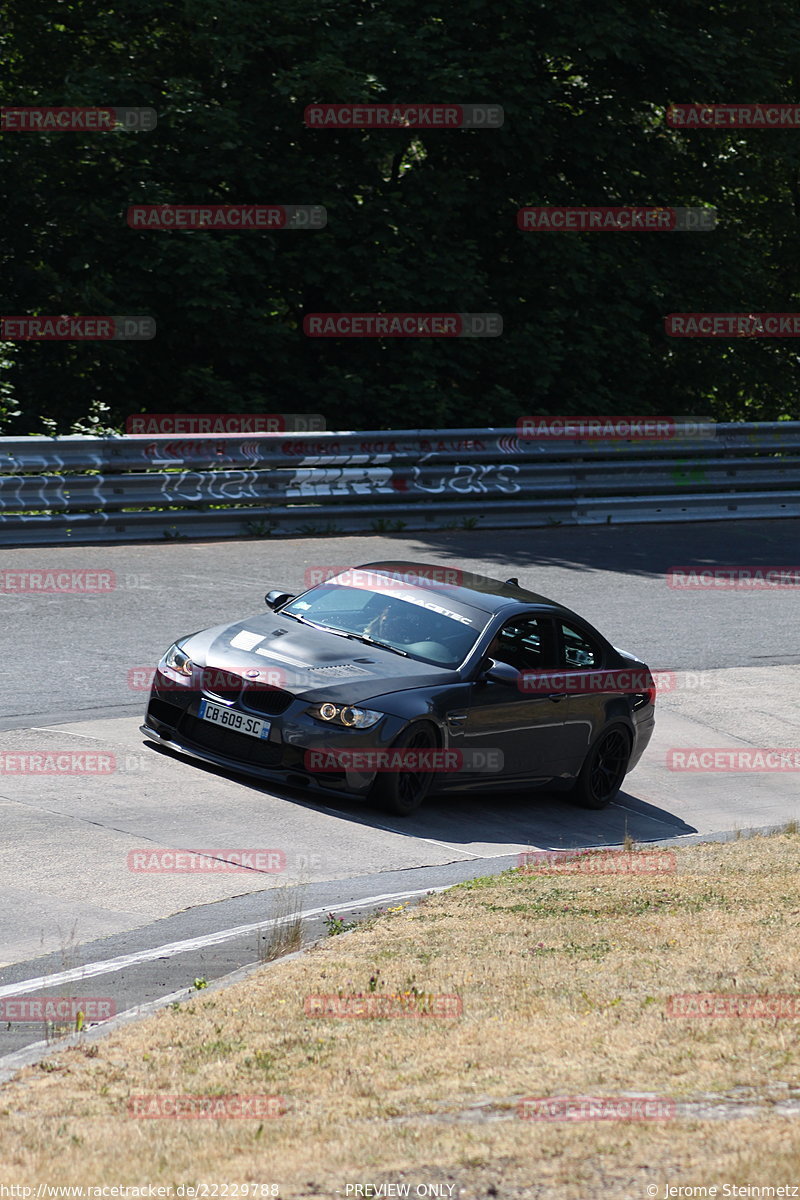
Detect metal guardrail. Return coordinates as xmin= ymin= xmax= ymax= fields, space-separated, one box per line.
xmin=0 ymin=423 xmax=798 ymax=545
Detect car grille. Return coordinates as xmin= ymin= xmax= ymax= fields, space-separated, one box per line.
xmin=200 ymin=667 xmax=244 ymax=701
xmin=199 ymin=667 xmax=294 ymax=716
xmin=177 ymin=713 xmax=284 ymax=767
xmin=240 ymin=686 xmax=294 ymax=716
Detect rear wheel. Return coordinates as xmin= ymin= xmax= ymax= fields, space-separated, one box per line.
xmin=370 ymin=723 xmax=438 ymax=816
xmin=569 ymin=723 xmax=632 ymax=809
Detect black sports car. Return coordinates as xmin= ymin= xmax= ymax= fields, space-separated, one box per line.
xmin=141 ymin=562 xmax=655 ymax=815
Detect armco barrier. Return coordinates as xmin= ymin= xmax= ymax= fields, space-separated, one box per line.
xmin=0 ymin=423 xmax=798 ymax=546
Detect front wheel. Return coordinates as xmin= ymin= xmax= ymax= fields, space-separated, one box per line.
xmin=568 ymin=724 xmax=632 ymax=809
xmin=370 ymin=723 xmax=438 ymax=816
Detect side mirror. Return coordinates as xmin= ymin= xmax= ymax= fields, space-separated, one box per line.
xmin=483 ymin=659 xmax=521 ymax=686
xmin=265 ymin=590 xmax=295 ymax=610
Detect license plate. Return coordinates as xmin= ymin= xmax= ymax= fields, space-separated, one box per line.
xmin=198 ymin=699 xmax=271 ymax=740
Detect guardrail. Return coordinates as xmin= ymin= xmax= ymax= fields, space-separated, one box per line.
xmin=1 ymin=423 xmax=799 ymax=546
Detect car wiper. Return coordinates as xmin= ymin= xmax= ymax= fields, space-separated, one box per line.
xmin=282 ymin=615 xmax=410 ymax=657
xmin=281 ymin=613 xmax=332 ymax=632
xmin=327 ymin=629 xmax=411 ymax=658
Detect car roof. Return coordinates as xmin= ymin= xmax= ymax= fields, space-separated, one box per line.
xmin=357 ymin=560 xmax=579 ymax=620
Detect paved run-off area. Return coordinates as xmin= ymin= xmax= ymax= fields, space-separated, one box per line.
xmin=0 ymin=519 xmax=797 ymax=1047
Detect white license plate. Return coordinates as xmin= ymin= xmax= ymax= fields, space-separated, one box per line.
xmin=198 ymin=699 xmax=271 ymax=740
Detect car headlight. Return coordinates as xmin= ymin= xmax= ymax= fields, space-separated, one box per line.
xmin=307 ymin=703 xmax=382 ymax=729
xmin=161 ymin=643 xmax=193 ymax=676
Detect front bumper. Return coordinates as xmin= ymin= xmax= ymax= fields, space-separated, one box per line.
xmin=141 ymin=680 xmax=408 ymax=798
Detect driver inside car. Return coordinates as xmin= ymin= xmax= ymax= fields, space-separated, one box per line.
xmin=363 ymin=602 xmax=452 ymax=661
xmin=364 ymin=603 xmax=419 ymax=643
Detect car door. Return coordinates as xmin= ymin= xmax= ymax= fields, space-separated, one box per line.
xmin=458 ymin=614 xmax=569 ymax=780
xmin=557 ymin=620 xmax=608 ymax=767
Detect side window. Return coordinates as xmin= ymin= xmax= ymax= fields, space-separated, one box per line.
xmin=561 ymin=623 xmax=601 ymax=668
xmin=486 ymin=617 xmax=557 ymax=671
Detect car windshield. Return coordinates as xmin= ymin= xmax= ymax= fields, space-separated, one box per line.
xmin=281 ymin=582 xmax=490 ymax=667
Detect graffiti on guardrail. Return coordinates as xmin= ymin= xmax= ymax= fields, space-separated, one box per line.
xmin=1 ymin=425 xmax=798 ymax=542
xmin=153 ymin=462 xmax=522 ymax=502
xmin=215 ymin=461 xmax=515 ymax=495
xmin=158 ymin=469 xmax=271 ymax=502
xmin=156 ymin=467 xmax=398 ymax=502
xmin=404 ymin=460 xmax=521 ymax=494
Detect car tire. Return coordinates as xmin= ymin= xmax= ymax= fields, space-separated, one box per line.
xmin=370 ymin=722 xmax=438 ymax=816
xmin=568 ymin=723 xmax=632 ymax=809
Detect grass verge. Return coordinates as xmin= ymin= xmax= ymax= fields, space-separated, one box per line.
xmin=2 ymin=833 xmax=800 ymax=1198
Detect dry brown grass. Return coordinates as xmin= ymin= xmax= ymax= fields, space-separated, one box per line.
xmin=2 ymin=833 xmax=800 ymax=1198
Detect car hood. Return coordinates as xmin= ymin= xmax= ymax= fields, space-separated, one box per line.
xmin=181 ymin=611 xmax=460 ymax=703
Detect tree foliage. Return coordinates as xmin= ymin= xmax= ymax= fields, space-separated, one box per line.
xmin=2 ymin=0 xmax=800 ymax=432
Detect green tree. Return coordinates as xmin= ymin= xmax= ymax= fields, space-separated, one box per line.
xmin=2 ymin=0 xmax=800 ymax=433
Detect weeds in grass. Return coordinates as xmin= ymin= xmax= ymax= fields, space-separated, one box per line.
xmin=298 ymin=522 xmax=340 ymax=535
xmin=44 ymin=923 xmax=84 ymax=1044
xmin=244 ymin=1050 xmax=275 ymax=1076
xmin=258 ymin=883 xmax=305 ymax=962
xmin=197 ymin=1040 xmax=245 ymax=1059
xmin=244 ymin=519 xmax=275 ymax=537
xmin=370 ymin=518 xmax=406 ymax=532
xmin=324 ymin=912 xmax=358 ymax=937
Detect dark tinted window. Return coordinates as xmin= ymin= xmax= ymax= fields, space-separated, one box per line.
xmin=485 ymin=616 xmax=558 ymax=671
xmin=561 ymin=622 xmax=602 ymax=668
